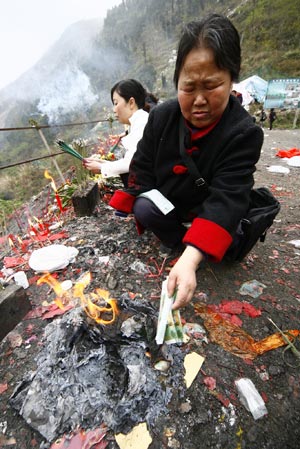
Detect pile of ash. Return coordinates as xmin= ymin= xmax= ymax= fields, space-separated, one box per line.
xmin=10 ymin=294 xmax=184 ymax=442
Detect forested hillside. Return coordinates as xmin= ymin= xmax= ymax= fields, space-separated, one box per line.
xmin=101 ymin=0 xmax=300 ymax=96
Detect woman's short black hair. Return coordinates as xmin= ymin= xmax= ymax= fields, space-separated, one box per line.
xmin=173 ymin=13 xmax=241 ymax=88
xmin=111 ymin=79 xmax=147 ymax=109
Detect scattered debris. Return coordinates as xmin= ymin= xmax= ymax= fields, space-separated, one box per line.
xmin=239 ymin=280 xmax=267 ymax=298
xmin=266 ymin=165 xmax=290 ymax=174
xmin=288 ymin=239 xmax=300 ymax=248
xmin=286 ymin=156 xmax=300 ymax=167
xmin=115 ymin=422 xmax=152 ymax=449
xmin=13 ymin=271 xmax=29 ymax=289
xmin=182 ymin=322 xmax=208 ymax=343
xmin=235 ymin=378 xmax=268 ymax=420
xmin=194 ymin=302 xmax=300 ymax=359
xmin=1 ymin=129 xmax=300 ymax=449
xmin=184 ymin=352 xmax=205 ymax=388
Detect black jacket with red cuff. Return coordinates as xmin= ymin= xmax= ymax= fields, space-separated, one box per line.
xmin=110 ymin=96 xmax=263 ymax=262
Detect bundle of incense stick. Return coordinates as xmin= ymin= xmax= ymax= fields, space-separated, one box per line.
xmin=56 ymin=140 xmax=84 ymax=161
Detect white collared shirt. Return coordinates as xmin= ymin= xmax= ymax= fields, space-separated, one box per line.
xmin=100 ymin=109 xmax=149 ymax=178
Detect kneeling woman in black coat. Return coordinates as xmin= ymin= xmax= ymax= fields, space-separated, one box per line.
xmin=110 ymin=14 xmax=263 ymax=310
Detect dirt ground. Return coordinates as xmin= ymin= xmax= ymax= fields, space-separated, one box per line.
xmin=0 ymin=127 xmax=300 ymax=449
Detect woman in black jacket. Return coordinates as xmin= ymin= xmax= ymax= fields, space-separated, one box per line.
xmin=110 ymin=13 xmax=263 ymax=309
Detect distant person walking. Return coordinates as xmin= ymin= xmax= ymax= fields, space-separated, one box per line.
xmin=269 ymin=108 xmax=277 ymax=130
xmin=259 ymin=109 xmax=267 ymax=127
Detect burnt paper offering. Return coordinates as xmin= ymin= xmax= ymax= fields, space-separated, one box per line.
xmin=10 ymin=294 xmax=184 ymax=442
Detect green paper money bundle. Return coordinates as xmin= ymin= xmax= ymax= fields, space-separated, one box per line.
xmin=156 ymin=278 xmax=184 ymax=345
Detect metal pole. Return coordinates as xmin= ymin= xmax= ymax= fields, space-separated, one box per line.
xmin=37 ymin=128 xmax=65 ymax=184
xmin=28 ymin=120 xmax=65 ymax=184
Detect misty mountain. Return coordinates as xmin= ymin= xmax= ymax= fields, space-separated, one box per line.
xmin=0 ymin=18 xmax=129 ymax=127
xmin=0 ymin=0 xmax=299 ymax=162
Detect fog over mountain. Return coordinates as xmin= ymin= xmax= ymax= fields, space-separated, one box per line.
xmin=0 ymin=18 xmax=129 ymax=127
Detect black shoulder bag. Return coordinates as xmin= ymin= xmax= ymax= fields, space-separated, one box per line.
xmin=179 ymin=118 xmax=281 ymax=262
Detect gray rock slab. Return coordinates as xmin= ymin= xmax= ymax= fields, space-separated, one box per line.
xmin=0 ymin=284 xmax=31 ymax=341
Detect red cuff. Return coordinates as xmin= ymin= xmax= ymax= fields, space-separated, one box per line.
xmin=109 ymin=190 xmax=136 ymax=213
xmin=183 ymin=218 xmax=233 ymax=262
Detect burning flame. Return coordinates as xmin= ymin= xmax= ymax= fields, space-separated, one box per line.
xmin=44 ymin=169 xmax=57 ymax=191
xmin=73 ymin=272 xmax=119 ymax=324
xmin=37 ymin=273 xmax=71 ymax=309
xmin=44 ymin=170 xmax=64 ymax=212
xmin=37 ymin=272 xmax=118 ymax=324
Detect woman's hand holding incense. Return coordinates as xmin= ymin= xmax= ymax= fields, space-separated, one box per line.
xmin=83 ymin=157 xmax=105 ymax=174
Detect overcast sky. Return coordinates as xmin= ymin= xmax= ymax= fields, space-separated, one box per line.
xmin=0 ymin=0 xmax=122 ymax=90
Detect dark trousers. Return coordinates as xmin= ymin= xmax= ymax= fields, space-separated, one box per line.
xmin=133 ymin=197 xmax=186 ymax=248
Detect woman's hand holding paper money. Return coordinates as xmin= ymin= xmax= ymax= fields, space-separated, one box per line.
xmin=167 ymin=246 xmax=205 ymax=310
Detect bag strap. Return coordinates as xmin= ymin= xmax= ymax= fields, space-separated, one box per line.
xmin=179 ymin=117 xmax=208 ymax=189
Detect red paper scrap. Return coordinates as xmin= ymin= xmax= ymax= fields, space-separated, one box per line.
xmin=212 ymin=300 xmax=261 ymax=318
xmin=29 ymin=275 xmax=41 ymax=285
xmin=42 ymin=303 xmax=74 ymax=320
xmin=50 ymin=427 xmax=108 ymax=449
xmin=0 ymin=383 xmax=8 ymax=394
xmin=25 ymin=306 xmax=49 ymax=319
xmin=219 ymin=300 xmax=244 ymax=315
xmin=206 ymin=300 xmax=261 ymax=327
xmin=49 ymin=231 xmax=68 ymax=241
xmin=203 ymin=376 xmax=216 ymax=390
xmin=215 ymin=392 xmax=231 ymax=407
xmin=276 ymin=148 xmax=300 ymax=158
xmin=209 ymin=390 xmax=231 ymax=407
xmin=30 ymin=230 xmax=68 ymax=243
xmin=24 ymin=303 xmax=73 ymax=320
xmin=242 ymin=302 xmax=262 ymax=318
xmin=230 ymin=315 xmax=243 ymax=327
xmin=3 ymin=256 xmax=26 ymax=268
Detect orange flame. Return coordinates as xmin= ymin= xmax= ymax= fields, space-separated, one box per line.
xmin=37 ymin=271 xmax=118 ymax=324
xmin=37 ymin=273 xmax=71 ymax=309
xmin=28 ymin=218 xmax=39 ymax=235
xmin=44 ymin=170 xmax=64 ymax=212
xmin=44 ymin=170 xmax=57 ymax=192
xmin=73 ymin=273 xmax=119 ymax=324
xmin=8 ymin=236 xmax=18 ymax=253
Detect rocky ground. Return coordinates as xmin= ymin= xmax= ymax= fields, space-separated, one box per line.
xmin=0 ymin=127 xmax=299 ymax=449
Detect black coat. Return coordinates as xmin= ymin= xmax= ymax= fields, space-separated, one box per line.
xmin=110 ymin=96 xmax=263 ymax=261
